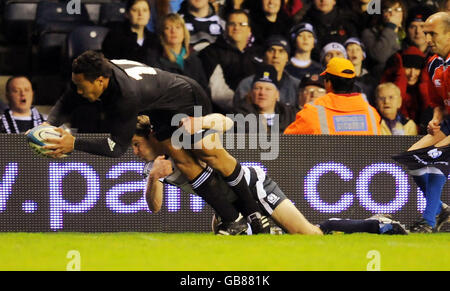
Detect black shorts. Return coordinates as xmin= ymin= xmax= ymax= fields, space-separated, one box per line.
xmin=143 ymin=76 xmax=212 ymax=141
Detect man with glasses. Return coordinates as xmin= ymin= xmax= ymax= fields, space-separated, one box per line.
xmin=361 ymin=0 xmax=406 ymax=79
xmin=199 ymin=9 xmax=263 ymax=113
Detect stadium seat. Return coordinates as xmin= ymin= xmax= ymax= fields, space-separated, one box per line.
xmin=82 ymin=0 xmax=121 ymax=24
xmin=2 ymin=0 xmax=45 ymax=44
xmin=66 ymin=25 xmax=109 ymax=61
xmin=98 ymin=1 xmax=126 ymax=28
xmin=34 ymin=1 xmax=93 ymax=73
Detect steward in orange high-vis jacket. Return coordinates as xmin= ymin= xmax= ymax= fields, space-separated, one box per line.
xmin=284 ymin=57 xmax=381 ymax=135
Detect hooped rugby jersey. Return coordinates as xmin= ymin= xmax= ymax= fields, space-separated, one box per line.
xmin=142 ymin=162 xmax=282 ymax=215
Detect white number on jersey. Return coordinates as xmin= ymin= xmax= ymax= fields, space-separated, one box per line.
xmin=111 ymin=59 xmax=157 ymax=80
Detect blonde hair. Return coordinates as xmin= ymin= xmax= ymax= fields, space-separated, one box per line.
xmin=159 ymin=13 xmax=190 ymax=63
xmin=375 ymin=82 xmax=401 ymax=100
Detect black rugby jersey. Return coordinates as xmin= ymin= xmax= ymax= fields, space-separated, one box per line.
xmin=47 ymin=60 xmax=211 ymax=157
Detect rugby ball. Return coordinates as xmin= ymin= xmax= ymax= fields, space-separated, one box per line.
xmin=26 ymin=125 xmax=67 ymax=158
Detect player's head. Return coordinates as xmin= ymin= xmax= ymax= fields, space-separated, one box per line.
xmin=320 ymin=57 xmax=356 ymax=94
xmin=71 ymin=50 xmax=112 ymax=102
xmin=375 ymin=82 xmax=402 ymax=121
xmin=423 ymin=12 xmax=450 ymax=58
xmin=132 ymin=115 xmax=164 ymax=162
xmin=126 ymin=0 xmax=151 ymax=28
xmin=5 ymin=76 xmax=34 ymax=114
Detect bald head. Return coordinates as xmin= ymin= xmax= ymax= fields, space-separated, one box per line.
xmin=424 ymin=12 xmax=450 ymax=57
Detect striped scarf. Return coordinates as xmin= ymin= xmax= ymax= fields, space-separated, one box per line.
xmin=1 ymin=107 xmax=44 ymax=133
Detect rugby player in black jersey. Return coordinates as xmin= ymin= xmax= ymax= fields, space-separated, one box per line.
xmin=42 ymin=50 xmax=268 ymax=234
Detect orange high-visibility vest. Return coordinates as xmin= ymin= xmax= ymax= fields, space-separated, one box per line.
xmin=284 ymin=92 xmax=381 ymax=135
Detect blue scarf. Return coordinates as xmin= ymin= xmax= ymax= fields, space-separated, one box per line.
xmin=171 ymin=47 xmax=186 ymax=70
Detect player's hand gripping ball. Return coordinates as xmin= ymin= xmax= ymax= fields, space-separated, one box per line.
xmin=26 ymin=125 xmax=68 ymax=158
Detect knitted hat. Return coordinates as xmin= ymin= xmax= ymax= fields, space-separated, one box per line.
xmin=320 ymin=42 xmax=347 ymax=64
xmin=402 ymin=46 xmax=425 ymax=69
xmin=252 ymin=65 xmax=279 ymax=89
xmin=264 ymin=35 xmax=291 ymax=56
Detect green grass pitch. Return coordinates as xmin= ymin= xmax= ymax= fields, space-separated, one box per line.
xmin=0 ymin=232 xmax=449 ymax=271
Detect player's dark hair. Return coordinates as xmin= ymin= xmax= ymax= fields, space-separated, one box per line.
xmin=325 ymin=74 xmax=355 ymax=94
xmin=135 ymin=115 xmax=152 ymax=137
xmin=72 ymin=50 xmax=112 ymax=82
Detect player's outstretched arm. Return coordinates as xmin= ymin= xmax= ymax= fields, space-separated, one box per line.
xmin=145 ymin=156 xmax=172 ymax=213
xmin=42 ymin=127 xmax=75 ymax=158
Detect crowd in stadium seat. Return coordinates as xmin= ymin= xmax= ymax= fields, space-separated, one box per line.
xmin=0 ymin=0 xmax=449 ymax=135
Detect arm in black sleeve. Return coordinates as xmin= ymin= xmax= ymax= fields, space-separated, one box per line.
xmin=46 ymin=87 xmax=78 ymax=126
xmin=73 ymin=101 xmax=138 ymax=158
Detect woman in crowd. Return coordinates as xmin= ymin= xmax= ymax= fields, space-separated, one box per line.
xmin=102 ymin=0 xmax=159 ymax=65
xmin=152 ymin=13 xmax=208 ymax=90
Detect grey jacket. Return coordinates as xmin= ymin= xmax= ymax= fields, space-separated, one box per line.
xmin=362 ymin=23 xmax=402 ymax=78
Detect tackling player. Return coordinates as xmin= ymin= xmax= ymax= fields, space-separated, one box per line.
xmin=392 ymin=12 xmax=450 ymax=233
xmin=134 ymin=114 xmax=409 ymax=235
xmin=41 ymin=51 xmax=268 ymax=234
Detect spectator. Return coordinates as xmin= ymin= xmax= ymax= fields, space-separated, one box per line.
xmin=284 ymin=57 xmax=381 ymax=135
xmin=320 ymin=42 xmax=347 ymax=66
xmin=234 ymin=35 xmax=300 ymax=108
xmin=348 ymin=0 xmax=374 ymax=33
xmin=152 ymin=13 xmax=208 ymax=90
xmin=102 ymin=0 xmax=159 ymax=65
xmin=344 ymin=37 xmax=377 ymax=105
xmin=234 ymin=65 xmax=296 ymax=133
xmin=403 ymin=5 xmax=436 ymax=54
xmin=178 ymin=0 xmax=225 ymax=51
xmin=199 ymin=9 xmax=263 ymax=113
xmin=0 ymin=76 xmax=45 ymax=134
xmin=302 ymin=0 xmax=358 ymax=49
xmin=361 ymin=0 xmax=407 ymax=79
xmin=248 ymin=0 xmax=294 ymax=45
xmin=282 ymin=0 xmax=305 ymax=23
xmin=219 ymin=0 xmax=250 ymax=19
xmin=285 ymin=23 xmax=322 ymax=81
xmin=381 ymin=46 xmax=433 ymax=134
xmin=297 ymin=73 xmax=326 ymax=110
xmin=375 ymin=82 xmax=418 ymax=135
